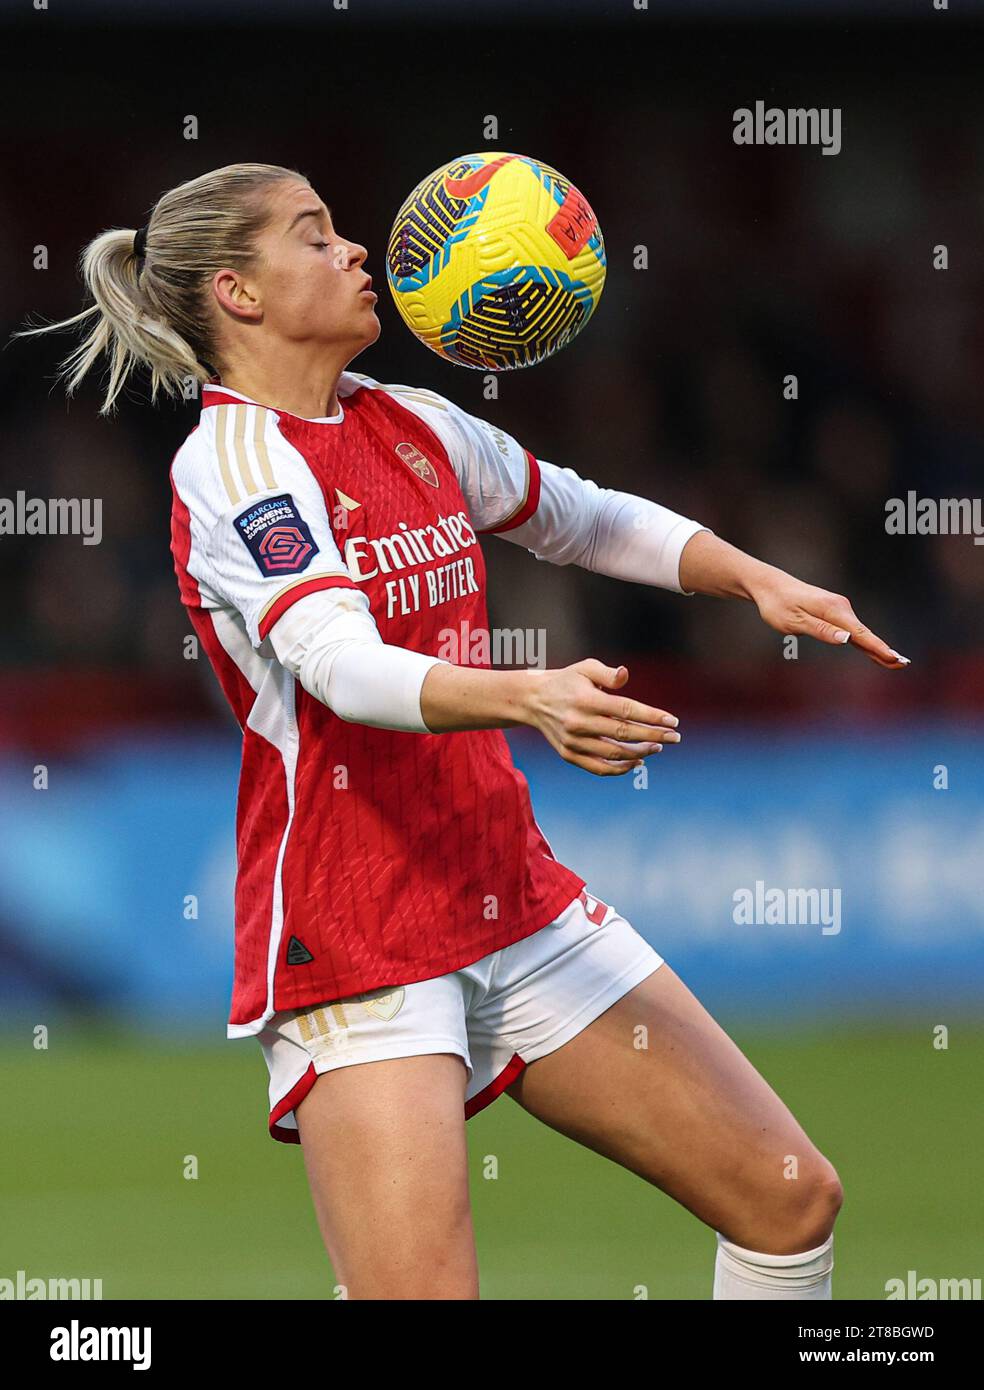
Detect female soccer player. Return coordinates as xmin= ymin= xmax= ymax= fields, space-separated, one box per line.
xmin=18 ymin=162 xmax=908 ymax=1301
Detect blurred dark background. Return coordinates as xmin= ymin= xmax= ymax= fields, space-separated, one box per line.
xmin=3 ymin=3 xmax=983 ymax=745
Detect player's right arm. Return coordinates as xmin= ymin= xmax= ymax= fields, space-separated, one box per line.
xmin=275 ymin=591 xmax=681 ymax=773
xmin=419 ymin=658 xmax=681 ymax=776
xmin=174 ymin=409 xmax=679 ymax=775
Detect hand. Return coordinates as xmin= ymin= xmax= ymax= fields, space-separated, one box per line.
xmin=522 ymin=659 xmax=682 ymax=776
xmin=750 ymin=569 xmax=909 ymax=669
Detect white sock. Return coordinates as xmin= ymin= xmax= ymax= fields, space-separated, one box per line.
xmin=712 ymin=1230 xmax=834 ymax=1300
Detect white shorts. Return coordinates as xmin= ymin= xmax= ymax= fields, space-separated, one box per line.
xmin=257 ymin=887 xmax=664 ymax=1143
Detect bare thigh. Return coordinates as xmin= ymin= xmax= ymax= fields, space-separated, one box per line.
xmin=506 ymin=964 xmax=843 ymax=1253
xmin=295 ymin=1052 xmax=478 ymax=1299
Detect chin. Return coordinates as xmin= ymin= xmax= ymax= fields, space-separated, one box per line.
xmin=345 ymin=320 xmax=381 ymax=368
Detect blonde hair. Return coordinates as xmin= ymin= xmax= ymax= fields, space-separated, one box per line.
xmin=12 ymin=162 xmax=310 ymax=416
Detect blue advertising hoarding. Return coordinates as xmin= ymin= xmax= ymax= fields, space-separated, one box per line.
xmin=1 ymin=723 xmax=980 ymax=1031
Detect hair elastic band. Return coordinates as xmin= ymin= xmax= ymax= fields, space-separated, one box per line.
xmin=133 ymin=224 xmax=148 ymax=260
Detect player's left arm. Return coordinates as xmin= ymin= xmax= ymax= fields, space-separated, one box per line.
xmin=409 ymin=390 xmax=908 ymax=671
xmin=676 ymin=529 xmax=908 ymax=669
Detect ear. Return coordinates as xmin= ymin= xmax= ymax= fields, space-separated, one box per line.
xmin=212 ymin=268 xmax=262 ymax=323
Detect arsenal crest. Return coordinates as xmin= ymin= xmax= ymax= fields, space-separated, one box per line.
xmin=395 ymin=441 xmax=440 ymax=488
xmin=358 ymin=986 xmax=405 ymax=1021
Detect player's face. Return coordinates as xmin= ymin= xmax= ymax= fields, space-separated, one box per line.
xmin=253 ymin=180 xmax=380 ymax=357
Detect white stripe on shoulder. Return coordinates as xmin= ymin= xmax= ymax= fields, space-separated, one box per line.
xmin=212 ymin=403 xmax=281 ymax=504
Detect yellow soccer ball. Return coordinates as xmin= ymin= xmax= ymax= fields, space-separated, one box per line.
xmin=386 ymin=151 xmax=606 ymax=371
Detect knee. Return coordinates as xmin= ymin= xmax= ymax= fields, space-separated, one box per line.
xmin=778 ymin=1159 xmax=844 ymax=1253
xmin=730 ymin=1155 xmax=843 ymax=1256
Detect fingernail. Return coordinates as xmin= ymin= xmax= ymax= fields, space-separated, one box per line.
xmin=662 ymin=715 xmax=679 ymax=727
xmin=889 ymin=650 xmax=911 ymax=665
xmin=663 ymin=731 xmax=682 ymax=743
xmin=834 ymin=629 xmax=851 ymax=644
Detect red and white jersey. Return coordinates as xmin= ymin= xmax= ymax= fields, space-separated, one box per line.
xmin=170 ymin=370 xmax=591 ymax=1036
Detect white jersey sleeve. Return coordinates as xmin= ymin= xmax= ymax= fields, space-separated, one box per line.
xmin=171 ymin=401 xmax=444 ymax=731
xmin=173 ymin=403 xmax=362 ymax=647
xmin=359 ymin=376 xmax=710 ymax=594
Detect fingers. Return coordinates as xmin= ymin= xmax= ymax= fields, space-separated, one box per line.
xmin=572 ymin=699 xmax=682 ymax=743
xmin=578 ymin=757 xmax=639 ymax=777
xmin=801 ymin=601 xmax=910 ymax=668
xmin=573 ymin=658 xmax=688 ymax=704
xmin=839 ymin=617 xmax=909 ymax=668
xmin=568 ymin=735 xmax=667 ymax=763
xmin=561 ymin=748 xmax=645 ymax=777
xmin=559 ymin=661 xmax=684 ymax=773
xmin=590 ymin=719 xmax=682 ymax=745
xmin=800 ymin=613 xmax=853 ymax=646
xmin=557 ymin=729 xmax=681 ymax=776
xmin=621 ymin=700 xmax=680 ymax=730
xmin=564 ymin=663 xmax=682 ymax=736
xmin=573 ymin=658 xmax=630 ymax=689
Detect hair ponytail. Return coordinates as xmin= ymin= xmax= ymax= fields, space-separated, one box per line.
xmin=11 ymin=162 xmax=309 ymax=417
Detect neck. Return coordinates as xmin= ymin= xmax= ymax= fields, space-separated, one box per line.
xmin=215 ymin=348 xmax=349 ymax=420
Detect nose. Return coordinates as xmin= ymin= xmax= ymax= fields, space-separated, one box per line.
xmin=342 ymin=239 xmax=368 ymax=270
